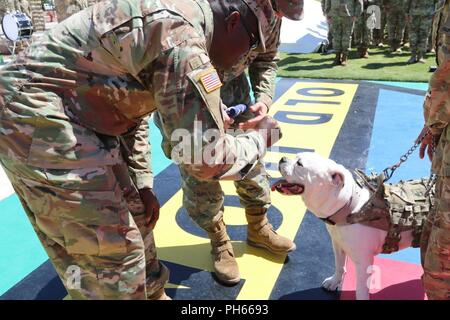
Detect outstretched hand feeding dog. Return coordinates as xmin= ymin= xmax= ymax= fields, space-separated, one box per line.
xmin=272 ymin=152 xmax=424 ymax=300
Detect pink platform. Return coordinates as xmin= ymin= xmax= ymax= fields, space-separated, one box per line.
xmin=340 ymin=256 xmax=427 ymax=300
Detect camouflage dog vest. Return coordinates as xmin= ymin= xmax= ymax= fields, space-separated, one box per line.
xmin=347 ymin=170 xmax=435 ymax=254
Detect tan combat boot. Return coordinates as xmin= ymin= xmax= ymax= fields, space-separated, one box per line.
xmin=407 ymin=53 xmax=417 ymax=64
xmin=360 ymin=48 xmax=369 ymax=59
xmin=341 ymin=53 xmax=348 ymax=66
xmin=246 ymin=208 xmax=296 ymax=254
xmin=333 ymin=53 xmax=341 ymax=65
xmin=148 ymin=288 xmax=171 ymax=300
xmin=148 ymin=263 xmax=171 ymax=300
xmin=208 ymin=219 xmax=240 ymax=285
xmin=417 ymin=52 xmax=426 ymax=64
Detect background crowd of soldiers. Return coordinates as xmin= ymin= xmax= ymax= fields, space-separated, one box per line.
xmin=0 ymin=0 xmax=98 ymax=35
xmin=0 ymin=0 xmax=102 ymax=56
xmin=0 ymin=0 xmax=439 ymax=66
xmin=322 ymin=0 xmax=438 ymax=66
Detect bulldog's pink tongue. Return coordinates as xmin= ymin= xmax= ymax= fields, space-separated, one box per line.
xmin=271 ymin=180 xmax=304 ymax=195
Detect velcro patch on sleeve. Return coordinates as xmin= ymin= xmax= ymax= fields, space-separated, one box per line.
xmin=189 ymin=56 xmax=203 ymax=70
xmin=199 ymin=69 xmax=222 ymax=93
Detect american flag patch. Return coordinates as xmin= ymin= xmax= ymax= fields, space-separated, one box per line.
xmin=200 ymin=70 xmax=222 ymax=93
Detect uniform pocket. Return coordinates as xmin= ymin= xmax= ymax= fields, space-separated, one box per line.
xmin=62 ymin=222 xmax=133 ymax=257
xmin=19 ymin=177 xmax=128 ymax=226
xmin=27 ymin=116 xmax=120 ymax=169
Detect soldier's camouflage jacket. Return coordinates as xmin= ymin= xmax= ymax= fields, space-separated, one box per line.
xmin=0 ymin=0 xmax=271 ymax=189
xmin=425 ymin=0 xmax=450 ymax=176
xmin=221 ymin=16 xmax=282 ymax=109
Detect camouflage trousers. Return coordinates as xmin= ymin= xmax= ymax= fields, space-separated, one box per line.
xmin=373 ymin=9 xmax=387 ymax=45
xmin=0 ymin=156 xmax=168 ymax=299
xmin=354 ymin=15 xmax=371 ymax=49
xmin=180 ymin=74 xmax=271 ymax=231
xmin=180 ymin=161 xmax=271 ymax=231
xmin=54 ymin=0 xmax=89 ymax=23
xmin=386 ymin=10 xmax=406 ymax=47
xmin=330 ymin=16 xmax=354 ymax=54
xmin=420 ymin=175 xmax=450 ymax=299
xmin=409 ymin=16 xmax=434 ymax=56
xmin=420 ymin=126 xmax=450 ymax=299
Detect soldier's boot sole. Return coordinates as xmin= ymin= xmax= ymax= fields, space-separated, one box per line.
xmin=212 ymin=251 xmax=241 ymax=285
xmin=333 ymin=53 xmax=341 ymax=65
xmin=213 ymin=273 xmax=241 ymax=286
xmin=148 ymin=288 xmax=172 ymax=300
xmin=247 ymin=238 xmax=297 ymax=255
xmin=418 ymin=55 xmax=426 ymax=64
xmin=407 ymin=57 xmax=418 ymax=64
xmin=246 ymin=216 xmax=297 ymax=255
xmin=360 ymin=49 xmax=369 ymax=59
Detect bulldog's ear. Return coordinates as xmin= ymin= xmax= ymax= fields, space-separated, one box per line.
xmin=331 ymin=171 xmax=345 ymax=188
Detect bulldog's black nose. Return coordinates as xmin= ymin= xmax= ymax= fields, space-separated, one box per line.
xmin=279 ymin=157 xmax=288 ymax=164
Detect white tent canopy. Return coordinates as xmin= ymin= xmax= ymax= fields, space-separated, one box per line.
xmin=279 ymin=0 xmax=328 ymax=54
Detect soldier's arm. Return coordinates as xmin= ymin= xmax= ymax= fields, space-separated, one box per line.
xmin=119 ymin=117 xmax=153 ymax=189
xmin=248 ymin=19 xmax=282 ymax=110
xmin=151 ymin=37 xmax=269 ymax=181
xmin=425 ymin=13 xmax=450 ymax=135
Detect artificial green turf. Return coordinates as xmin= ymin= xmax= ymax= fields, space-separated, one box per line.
xmin=277 ymin=47 xmax=436 ymax=82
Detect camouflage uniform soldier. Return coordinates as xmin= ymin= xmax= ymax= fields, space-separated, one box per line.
xmin=14 ymin=0 xmax=32 ymax=17
xmin=406 ymin=0 xmax=437 ymax=64
xmin=418 ymin=0 xmax=450 ymax=300
xmin=428 ymin=15 xmax=437 ymax=53
xmin=384 ymin=0 xmax=407 ymax=52
xmin=325 ymin=0 xmax=363 ymax=66
xmin=322 ymin=0 xmax=333 ymax=51
xmin=0 ymin=0 xmax=277 ymax=299
xmin=54 ymin=0 xmax=88 ymax=22
xmin=354 ymin=0 xmax=374 ymax=58
xmin=174 ymin=0 xmax=303 ymax=285
xmin=372 ymin=0 xmax=387 ymax=46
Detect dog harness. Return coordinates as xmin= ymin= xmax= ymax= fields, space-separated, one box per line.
xmin=320 ymin=170 xmax=435 ymax=254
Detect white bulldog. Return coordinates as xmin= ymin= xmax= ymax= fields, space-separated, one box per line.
xmin=272 ymin=152 xmax=417 ymax=300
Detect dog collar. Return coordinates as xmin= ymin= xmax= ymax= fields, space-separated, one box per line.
xmin=319 ymin=183 xmax=361 ymax=226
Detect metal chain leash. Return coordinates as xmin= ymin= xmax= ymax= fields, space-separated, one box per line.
xmin=382 ymin=127 xmax=438 ymax=195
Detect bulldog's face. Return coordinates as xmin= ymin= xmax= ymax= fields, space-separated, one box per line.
xmin=272 ymin=152 xmax=350 ymax=218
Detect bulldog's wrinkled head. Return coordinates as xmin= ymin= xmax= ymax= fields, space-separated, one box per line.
xmin=272 ymin=152 xmax=352 ymax=218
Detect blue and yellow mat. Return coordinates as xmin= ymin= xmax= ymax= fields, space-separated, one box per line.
xmin=0 ymin=78 xmax=430 ymax=300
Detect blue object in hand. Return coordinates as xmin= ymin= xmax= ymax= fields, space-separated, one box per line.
xmin=226 ymin=104 xmax=247 ymax=118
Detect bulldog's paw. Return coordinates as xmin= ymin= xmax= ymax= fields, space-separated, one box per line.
xmin=321 ymin=276 xmax=342 ymax=291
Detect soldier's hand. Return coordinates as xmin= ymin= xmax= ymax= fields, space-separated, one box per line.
xmin=138 ymin=188 xmax=160 ymax=229
xmin=406 ymin=15 xmax=412 ymax=23
xmin=238 ymin=102 xmax=269 ymax=130
xmin=417 ymin=126 xmax=434 ymax=161
xmin=255 ymin=115 xmax=282 ymax=148
xmin=222 ymin=105 xmax=234 ymax=129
